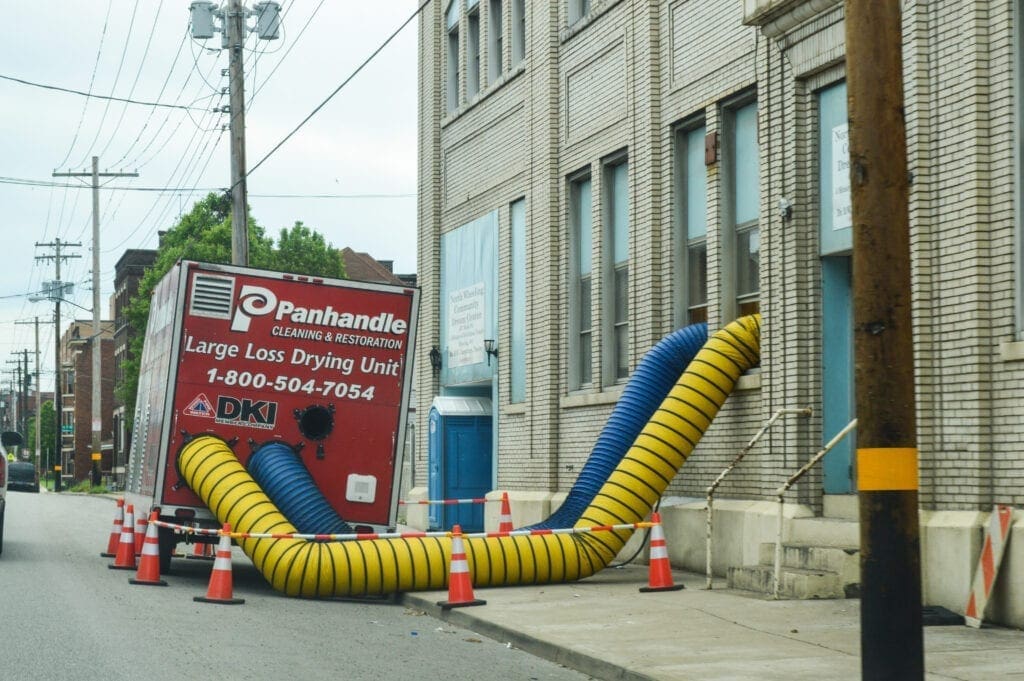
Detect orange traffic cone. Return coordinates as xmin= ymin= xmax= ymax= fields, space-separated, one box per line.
xmin=193 ymin=524 xmax=244 ymax=605
xmin=130 ymin=511 xmax=168 ymax=587
xmin=186 ymin=538 xmax=215 ymax=560
xmin=640 ymin=512 xmax=684 ymax=592
xmin=109 ymin=504 xmax=137 ymax=571
xmin=437 ymin=525 xmax=486 ymax=609
xmin=100 ymin=498 xmax=124 ymax=557
xmin=134 ymin=513 xmax=148 ymax=557
xmin=498 ymin=492 xmax=513 ymax=534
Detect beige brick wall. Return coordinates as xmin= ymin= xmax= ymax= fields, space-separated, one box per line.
xmin=417 ymin=0 xmax=1024 ymax=513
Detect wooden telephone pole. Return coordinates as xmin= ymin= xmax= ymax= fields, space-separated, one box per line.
xmin=53 ymin=157 xmax=137 ymax=486
xmin=845 ymin=2 xmax=924 ymax=679
xmin=35 ymin=238 xmax=81 ymax=492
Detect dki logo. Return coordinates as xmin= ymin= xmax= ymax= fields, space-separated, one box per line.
xmin=215 ymin=396 xmax=278 ymax=430
xmin=230 ymin=284 xmax=278 ymax=332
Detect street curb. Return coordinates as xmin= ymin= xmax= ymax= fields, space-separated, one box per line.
xmin=400 ymin=592 xmax=656 ymax=681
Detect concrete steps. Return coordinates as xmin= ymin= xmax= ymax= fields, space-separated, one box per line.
xmin=726 ymin=516 xmax=861 ymax=599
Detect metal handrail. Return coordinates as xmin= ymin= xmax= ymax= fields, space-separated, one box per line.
xmin=704 ymin=407 xmax=813 ymax=589
xmin=772 ymin=418 xmax=858 ymax=599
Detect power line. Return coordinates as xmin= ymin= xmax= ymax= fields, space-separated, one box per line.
xmin=72 ymin=0 xmax=144 ymax=168
xmin=0 ymin=74 xmax=209 ymax=112
xmin=0 ymin=176 xmax=414 ymax=198
xmin=243 ymin=0 xmax=428 ymax=182
xmin=111 ymin=29 xmax=190 ymax=168
xmin=95 ymin=0 xmax=168 ymax=163
xmin=52 ymin=0 xmax=115 ymax=169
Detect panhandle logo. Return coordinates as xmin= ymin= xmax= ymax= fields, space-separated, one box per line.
xmin=215 ymin=396 xmax=278 ymax=430
xmin=184 ymin=393 xmax=215 ymax=418
xmin=230 ymin=285 xmax=278 ymax=333
xmin=229 ymin=283 xmax=408 ymax=336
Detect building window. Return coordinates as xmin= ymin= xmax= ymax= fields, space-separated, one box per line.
xmin=569 ymin=0 xmax=591 ymax=25
xmin=510 ymin=198 xmax=526 ymax=403
xmin=726 ymin=99 xmax=760 ymax=318
xmin=604 ymin=158 xmax=629 ymax=382
xmin=446 ymin=0 xmax=460 ymax=112
xmin=570 ymin=172 xmax=593 ymax=389
xmin=467 ymin=0 xmax=481 ymax=98
xmin=511 ymin=0 xmax=525 ymax=66
xmin=675 ymin=124 xmax=708 ymax=325
xmin=488 ymin=0 xmax=503 ymax=83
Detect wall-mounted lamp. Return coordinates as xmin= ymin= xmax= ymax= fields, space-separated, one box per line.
xmin=429 ymin=346 xmax=442 ymax=376
xmin=483 ymin=338 xmax=498 ymax=366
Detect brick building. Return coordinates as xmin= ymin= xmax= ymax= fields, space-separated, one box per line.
xmin=112 ymin=249 xmax=157 ymax=487
xmin=415 ymin=0 xmax=1024 ymax=625
xmin=60 ymin=320 xmax=115 ymax=482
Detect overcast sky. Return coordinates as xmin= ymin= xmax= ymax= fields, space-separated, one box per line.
xmin=0 ymin=1 xmax=419 ymax=393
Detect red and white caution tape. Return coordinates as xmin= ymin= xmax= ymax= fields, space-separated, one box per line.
xmin=150 ymin=518 xmax=656 ymax=542
xmin=397 ymin=497 xmax=491 ymax=506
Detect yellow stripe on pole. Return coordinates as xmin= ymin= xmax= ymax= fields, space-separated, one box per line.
xmin=857 ymin=448 xmax=918 ymax=491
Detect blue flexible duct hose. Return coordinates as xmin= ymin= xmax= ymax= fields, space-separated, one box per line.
xmin=247 ymin=442 xmax=353 ymax=534
xmin=529 ymin=322 xmax=708 ymax=530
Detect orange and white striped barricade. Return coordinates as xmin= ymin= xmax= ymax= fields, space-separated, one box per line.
xmin=965 ymin=505 xmax=1014 ymax=627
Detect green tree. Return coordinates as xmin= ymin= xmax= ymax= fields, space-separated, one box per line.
xmin=117 ymin=194 xmax=347 ymax=423
xmin=272 ymin=221 xmax=345 ymax=278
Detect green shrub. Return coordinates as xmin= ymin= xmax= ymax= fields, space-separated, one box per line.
xmin=67 ymin=480 xmax=109 ymax=494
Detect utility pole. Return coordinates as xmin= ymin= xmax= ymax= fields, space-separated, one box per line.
xmin=35 ymin=238 xmax=81 ymax=493
xmin=5 ymin=357 xmax=26 ymax=437
xmin=15 ymin=318 xmax=44 ymax=476
xmin=227 ymin=0 xmax=249 ymax=267
xmin=845 ymin=2 xmax=924 ymax=679
xmin=21 ymin=350 xmax=30 ymax=437
xmin=189 ymin=0 xmax=281 ymax=267
xmin=54 ymin=157 xmax=137 ymax=486
xmin=33 ymin=319 xmax=40 ymax=476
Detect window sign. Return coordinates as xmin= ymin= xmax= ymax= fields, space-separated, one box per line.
xmin=818 ymin=81 xmax=851 ymax=255
xmin=832 ymin=123 xmax=852 ymax=230
xmin=440 ymin=211 xmax=498 ymax=385
xmin=448 ymin=283 xmax=486 ymax=368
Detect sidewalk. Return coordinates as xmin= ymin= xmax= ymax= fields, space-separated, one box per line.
xmin=401 ymin=565 xmax=1024 ymax=681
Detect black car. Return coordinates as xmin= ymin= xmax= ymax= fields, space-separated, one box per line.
xmin=8 ymin=461 xmax=39 ymax=493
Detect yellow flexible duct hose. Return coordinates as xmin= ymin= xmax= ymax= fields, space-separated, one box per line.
xmin=176 ymin=315 xmax=761 ymax=597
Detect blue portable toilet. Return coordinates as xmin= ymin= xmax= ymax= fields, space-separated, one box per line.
xmin=427 ymin=397 xmax=492 ymax=531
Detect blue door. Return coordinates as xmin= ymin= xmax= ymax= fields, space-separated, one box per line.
xmin=443 ymin=416 xmax=492 ymax=531
xmin=818 ymin=81 xmax=854 ymax=494
xmin=427 ymin=408 xmax=444 ymax=529
xmin=822 ymin=255 xmax=855 ymax=493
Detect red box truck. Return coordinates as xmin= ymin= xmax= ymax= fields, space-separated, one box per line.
xmin=125 ymin=261 xmax=418 ymax=568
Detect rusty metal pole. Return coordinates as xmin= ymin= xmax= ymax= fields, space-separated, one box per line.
xmin=845 ymin=2 xmax=924 ymax=679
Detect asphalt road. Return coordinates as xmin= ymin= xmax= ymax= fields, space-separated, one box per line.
xmin=0 ymin=490 xmax=593 ymax=681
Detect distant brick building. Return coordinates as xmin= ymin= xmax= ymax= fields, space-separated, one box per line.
xmin=112 ymin=249 xmax=157 ymax=486
xmin=61 ymin=320 xmax=115 ymax=482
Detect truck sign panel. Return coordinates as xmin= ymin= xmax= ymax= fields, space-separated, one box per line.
xmin=126 ymin=261 xmax=418 ymax=530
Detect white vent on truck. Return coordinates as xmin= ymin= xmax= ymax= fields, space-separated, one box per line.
xmin=189 ymin=274 xmax=235 ymax=319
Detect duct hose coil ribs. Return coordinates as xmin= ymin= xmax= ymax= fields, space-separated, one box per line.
xmin=176 ymin=315 xmax=761 ymax=597
xmin=532 ymin=323 xmax=708 ymax=530
xmin=247 ymin=441 xmax=352 ymax=535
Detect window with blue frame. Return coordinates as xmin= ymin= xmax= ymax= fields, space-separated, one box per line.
xmin=569 ymin=172 xmax=593 ymax=389
xmin=675 ymin=124 xmax=708 ymax=325
xmin=726 ymin=99 xmax=760 ymax=318
xmin=604 ymin=157 xmax=629 ymax=383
